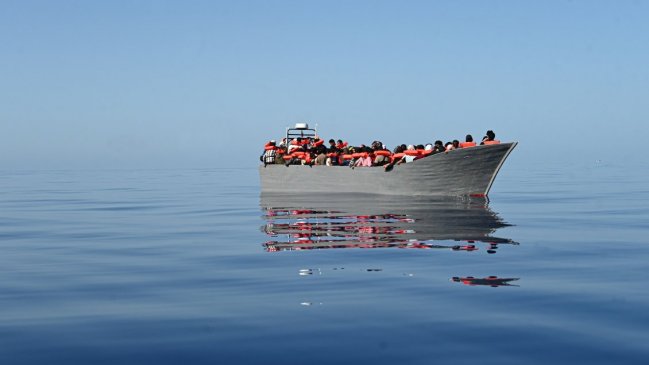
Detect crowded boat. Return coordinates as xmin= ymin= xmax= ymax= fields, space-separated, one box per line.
xmin=260 ymin=126 xmax=501 ymax=168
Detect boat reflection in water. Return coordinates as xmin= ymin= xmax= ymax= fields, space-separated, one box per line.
xmin=451 ymin=276 xmax=520 ymax=287
xmin=260 ymin=193 xmax=518 ymax=254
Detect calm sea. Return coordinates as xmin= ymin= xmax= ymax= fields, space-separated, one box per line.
xmin=1 ymin=162 xmax=647 ymax=364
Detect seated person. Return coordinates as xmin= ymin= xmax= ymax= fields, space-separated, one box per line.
xmin=260 ymin=140 xmax=277 ymax=166
xmin=460 ymin=135 xmax=476 ymax=148
xmin=480 ymin=130 xmax=498 ymax=145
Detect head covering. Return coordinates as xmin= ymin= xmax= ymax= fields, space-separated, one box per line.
xmin=407 ymin=144 xmax=415 ymax=150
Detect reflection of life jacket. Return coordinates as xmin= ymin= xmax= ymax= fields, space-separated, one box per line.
xmin=460 ymin=142 xmax=476 ymax=148
xmin=452 ymin=244 xmax=477 ymax=251
xmin=483 ymin=140 xmax=500 ymax=145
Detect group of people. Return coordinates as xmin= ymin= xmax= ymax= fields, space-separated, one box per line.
xmin=260 ymin=130 xmax=501 ymax=168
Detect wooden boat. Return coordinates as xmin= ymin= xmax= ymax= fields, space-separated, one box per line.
xmin=260 ymin=124 xmax=517 ymax=196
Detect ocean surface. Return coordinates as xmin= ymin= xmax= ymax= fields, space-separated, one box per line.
xmin=1 ymin=162 xmax=648 ymax=364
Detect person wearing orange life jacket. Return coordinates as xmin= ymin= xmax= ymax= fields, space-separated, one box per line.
xmin=287 ymin=138 xmax=301 ymax=153
xmin=480 ymin=130 xmax=500 ymax=145
xmin=312 ymin=138 xmax=328 ymax=165
xmin=260 ymin=140 xmax=277 ymax=166
xmin=460 ymin=135 xmax=476 ymax=148
xmin=326 ymin=139 xmax=340 ymax=166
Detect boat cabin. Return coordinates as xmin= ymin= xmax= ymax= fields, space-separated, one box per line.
xmin=286 ymin=123 xmax=317 ymax=143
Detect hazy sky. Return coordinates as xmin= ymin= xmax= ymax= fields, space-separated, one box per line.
xmin=1 ymin=1 xmax=647 ymax=170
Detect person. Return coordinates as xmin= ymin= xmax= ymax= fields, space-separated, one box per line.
xmin=397 ymin=145 xmax=418 ymax=165
xmin=353 ymin=152 xmax=372 ymax=167
xmin=260 ymin=140 xmax=277 ymax=166
xmin=373 ymin=145 xmax=391 ymax=166
xmin=445 ymin=142 xmax=454 ymax=151
xmin=445 ymin=140 xmax=460 ymax=152
xmin=432 ymin=140 xmax=445 ymax=153
xmin=325 ymin=139 xmax=339 ymax=166
xmin=287 ymin=138 xmax=301 ymax=153
xmin=460 ymin=135 xmax=476 ymax=148
xmin=382 ymin=144 xmax=407 ymax=171
xmin=312 ymin=138 xmax=327 ymax=165
xmin=481 ymin=130 xmax=499 ymax=145
xmin=278 ymin=138 xmax=287 ymax=148
xmin=328 ymin=139 xmax=337 ymax=151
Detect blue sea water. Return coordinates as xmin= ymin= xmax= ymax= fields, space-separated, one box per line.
xmin=0 ymin=162 xmax=648 ymax=364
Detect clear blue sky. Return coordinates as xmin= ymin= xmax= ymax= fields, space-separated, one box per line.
xmin=1 ymin=0 xmax=647 ymax=170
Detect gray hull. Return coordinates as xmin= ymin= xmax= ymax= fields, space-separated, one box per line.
xmin=260 ymin=142 xmax=517 ymax=196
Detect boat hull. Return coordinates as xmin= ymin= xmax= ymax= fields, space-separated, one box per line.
xmin=259 ymin=142 xmax=517 ymax=196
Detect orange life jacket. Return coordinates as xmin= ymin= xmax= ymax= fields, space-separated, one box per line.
xmin=483 ymin=140 xmax=500 ymax=145
xmin=391 ymin=153 xmax=405 ymax=163
xmin=460 ymin=142 xmax=476 ymax=148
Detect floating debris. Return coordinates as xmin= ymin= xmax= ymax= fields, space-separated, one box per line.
xmin=299 ymin=268 xmax=321 ymax=276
